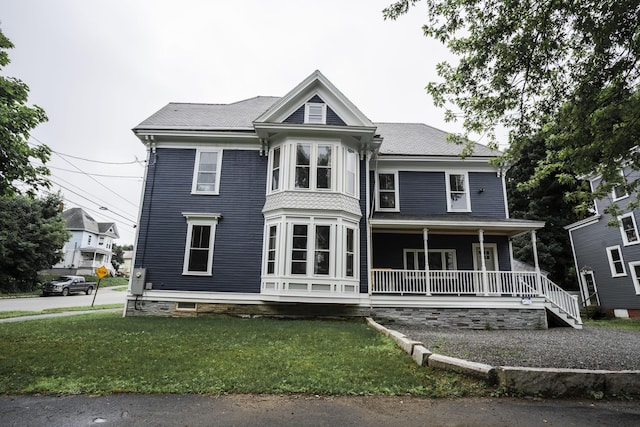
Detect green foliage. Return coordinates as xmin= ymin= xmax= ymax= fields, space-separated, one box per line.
xmin=0 ymin=315 xmax=490 ymax=396
xmin=0 ymin=27 xmax=50 ymax=197
xmin=0 ymin=194 xmax=70 ymax=293
xmin=506 ymin=132 xmax=586 ymax=289
xmin=110 ymin=243 xmax=126 ymax=270
xmin=585 ymin=318 xmax=640 ymax=332
xmin=384 ymin=0 xmax=640 ymax=207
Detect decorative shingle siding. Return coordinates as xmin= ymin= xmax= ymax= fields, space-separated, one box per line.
xmin=135 ymin=148 xmax=267 ymax=293
xmin=570 ymin=215 xmax=640 ymax=310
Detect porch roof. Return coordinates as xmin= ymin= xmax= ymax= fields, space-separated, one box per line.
xmin=370 ymin=213 xmax=544 ymax=236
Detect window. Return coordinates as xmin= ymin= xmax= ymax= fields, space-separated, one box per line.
xmin=87 ymin=235 xmax=92 ymax=245
xmin=446 ymin=172 xmax=470 ymax=212
xmin=619 ymin=213 xmax=639 ymax=246
xmin=294 ymin=143 xmax=335 ymax=190
xmin=345 ymin=149 xmax=357 ymax=196
xmin=428 ymin=250 xmax=457 ymax=270
xmin=182 ymin=213 xmax=220 ymax=276
xmin=345 ymin=228 xmax=355 ymax=277
xmin=314 ymin=225 xmax=331 ymax=275
xmin=291 ymin=224 xmax=308 ymax=274
xmin=612 ymin=171 xmax=628 ymax=201
xmin=606 ymin=245 xmax=626 ymax=277
xmin=271 ymin=147 xmax=281 ymax=191
xmin=378 ymin=172 xmax=398 ymax=210
xmin=305 ymin=103 xmax=326 ymax=124
xmin=629 ymin=262 xmax=640 ymax=294
xmin=192 ymin=150 xmax=222 ymax=194
xmin=266 ymin=225 xmax=278 ymax=275
xmin=404 ymin=249 xmax=456 ymax=270
xmin=295 ymin=144 xmax=311 ymax=189
xmin=316 ymin=145 xmax=332 ymax=189
xmin=98 ymin=236 xmax=104 ymax=246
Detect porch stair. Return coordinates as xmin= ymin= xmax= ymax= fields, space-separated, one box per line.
xmin=539 ymin=276 xmax=583 ymax=329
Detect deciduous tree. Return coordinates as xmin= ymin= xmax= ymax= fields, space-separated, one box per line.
xmin=0 ymin=27 xmax=50 ymax=197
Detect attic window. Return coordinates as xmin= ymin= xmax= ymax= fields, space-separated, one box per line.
xmin=305 ymin=103 xmax=326 ymax=124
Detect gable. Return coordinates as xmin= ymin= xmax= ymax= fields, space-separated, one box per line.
xmin=254 ymin=70 xmax=374 ymax=127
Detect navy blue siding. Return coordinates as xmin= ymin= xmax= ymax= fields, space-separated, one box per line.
xmin=396 ymin=171 xmax=505 ymax=217
xmin=284 ymin=106 xmax=305 ymax=124
xmin=372 ymin=233 xmax=511 ymax=271
xmin=135 ymin=148 xmax=267 ymax=293
xmin=571 ymin=214 xmax=640 ymax=310
xmin=283 ymin=95 xmax=346 ymax=126
xmin=359 ymin=158 xmax=368 ymax=293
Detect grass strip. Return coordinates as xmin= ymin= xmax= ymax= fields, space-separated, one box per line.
xmin=0 ymin=304 xmax=124 ymax=319
xmin=0 ymin=314 xmax=490 ymax=397
xmin=584 ymin=318 xmax=640 ymax=332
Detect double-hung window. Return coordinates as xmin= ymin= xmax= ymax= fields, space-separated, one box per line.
xmin=446 ymin=172 xmax=470 ymax=212
xmin=266 ymin=225 xmax=278 ymax=275
xmin=628 ymin=261 xmax=640 ymax=294
xmin=377 ymin=172 xmax=398 ymax=210
xmin=345 ymin=228 xmax=355 ymax=278
xmin=314 ymin=225 xmax=331 ymax=275
xmin=290 ymin=224 xmax=333 ymax=276
xmin=606 ymin=245 xmax=626 ymax=277
xmin=428 ymin=250 xmax=457 ymax=270
xmin=345 ymin=149 xmax=357 ymax=196
xmin=291 ymin=224 xmax=308 ymax=274
xmin=270 ymin=147 xmax=281 ymax=191
xmin=192 ymin=150 xmax=222 ymax=194
xmin=182 ymin=213 xmax=220 ymax=276
xmin=612 ymin=170 xmax=628 ymax=201
xmin=619 ymin=213 xmax=639 ymax=246
xmin=294 ymin=143 xmax=333 ymax=190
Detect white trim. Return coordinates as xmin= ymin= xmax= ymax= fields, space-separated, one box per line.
xmin=618 ymin=212 xmax=640 ymax=246
xmin=345 ymin=148 xmax=358 ymax=197
xmin=606 ymin=245 xmax=627 ymax=277
xmin=612 ymin=170 xmax=629 ymax=201
xmin=182 ymin=213 xmax=220 ymax=276
xmin=628 ymin=261 xmax=640 ymax=295
xmin=564 ymin=215 xmax=601 ymax=231
xmin=191 ymin=149 xmax=223 ymax=195
xmin=376 ymin=170 xmax=400 ymax=212
xmin=472 ymin=243 xmax=499 ymax=271
xmin=268 ymin=146 xmax=282 ymax=193
xmin=445 ymin=171 xmax=471 ymax=212
xmin=501 ymin=173 xmax=510 ymax=218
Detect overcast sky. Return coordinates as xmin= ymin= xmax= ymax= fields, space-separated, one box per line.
xmin=2 ymin=0 xmax=464 ymax=244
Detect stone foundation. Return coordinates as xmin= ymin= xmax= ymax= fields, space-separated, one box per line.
xmin=371 ymin=306 xmax=548 ymax=330
xmin=125 ymin=299 xmax=368 ymax=319
xmin=126 ymin=300 xmax=548 ymax=329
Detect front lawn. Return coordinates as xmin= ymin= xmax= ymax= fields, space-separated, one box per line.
xmin=0 ymin=314 xmax=490 ymax=396
xmin=584 ymin=317 xmax=640 ymax=332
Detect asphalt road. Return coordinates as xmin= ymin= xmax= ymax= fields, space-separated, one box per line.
xmin=1 ymin=394 xmax=639 ymax=426
xmin=0 ymin=286 xmax=126 ymax=312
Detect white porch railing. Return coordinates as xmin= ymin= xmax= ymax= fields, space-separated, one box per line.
xmin=371 ymin=269 xmax=581 ymax=325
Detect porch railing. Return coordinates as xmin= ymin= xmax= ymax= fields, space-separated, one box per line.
xmin=371 ymin=269 xmax=581 ymax=325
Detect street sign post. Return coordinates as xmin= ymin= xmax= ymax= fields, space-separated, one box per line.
xmin=92 ymin=266 xmax=109 ymax=307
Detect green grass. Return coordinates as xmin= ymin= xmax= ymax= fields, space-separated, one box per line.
xmin=0 ymin=314 xmax=490 ymax=397
xmin=0 ymin=304 xmax=123 ymax=319
xmin=585 ymin=317 xmax=640 ymax=332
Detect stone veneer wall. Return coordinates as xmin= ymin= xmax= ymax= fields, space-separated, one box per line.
xmin=371 ymin=307 xmax=548 ymax=330
xmin=126 ymin=300 xmax=548 ymax=329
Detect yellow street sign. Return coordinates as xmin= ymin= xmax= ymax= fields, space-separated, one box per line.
xmin=95 ymin=265 xmax=109 ymax=279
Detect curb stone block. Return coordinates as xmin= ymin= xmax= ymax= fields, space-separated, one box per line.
xmin=428 ymin=354 xmax=497 ymax=383
xmin=496 ymin=367 xmax=610 ymax=397
xmin=604 ymin=371 xmax=640 ymax=395
xmin=411 ymin=345 xmax=431 ymax=366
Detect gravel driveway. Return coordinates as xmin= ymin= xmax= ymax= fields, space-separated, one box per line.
xmin=392 ymin=324 xmax=640 ymax=371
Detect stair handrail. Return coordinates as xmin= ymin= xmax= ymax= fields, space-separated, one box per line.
xmin=540 ymin=276 xmax=582 ymax=324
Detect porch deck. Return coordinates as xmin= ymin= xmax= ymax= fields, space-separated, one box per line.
xmin=371 ymin=269 xmax=582 ymax=327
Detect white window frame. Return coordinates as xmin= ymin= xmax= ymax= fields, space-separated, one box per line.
xmin=376 ymin=171 xmax=399 ymax=212
xmin=612 ymin=170 xmax=629 ymax=201
xmin=428 ymin=249 xmax=457 ymax=271
xmin=182 ymin=213 xmax=220 ymax=276
xmin=345 ymin=148 xmax=358 ymax=197
xmin=304 ymin=103 xmax=326 ymax=124
xmin=606 ymin=245 xmax=627 ymax=277
xmin=445 ymin=171 xmax=471 ymax=212
xmin=265 ymin=224 xmax=278 ymax=275
xmin=191 ymin=150 xmax=223 ymax=195
xmin=628 ymin=261 xmax=640 ymax=294
xmin=292 ymin=143 xmax=335 ymax=191
xmin=619 ymin=213 xmax=640 ymax=246
xmin=344 ymin=226 xmax=357 ymax=278
xmin=270 ymin=146 xmax=281 ymax=192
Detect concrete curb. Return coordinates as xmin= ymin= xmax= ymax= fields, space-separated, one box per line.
xmin=365 ymin=317 xmax=640 ymax=397
xmin=0 ymin=309 xmax=122 ymax=323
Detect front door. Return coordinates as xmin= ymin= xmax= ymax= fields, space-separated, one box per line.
xmin=473 ymin=243 xmax=499 ymax=293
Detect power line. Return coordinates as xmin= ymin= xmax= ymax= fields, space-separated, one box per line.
xmin=27 ymin=138 xmax=145 ymax=166
xmin=47 ymin=165 xmax=143 ymax=179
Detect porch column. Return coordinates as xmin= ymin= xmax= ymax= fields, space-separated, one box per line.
xmin=531 ymin=230 xmax=543 ymax=296
xmin=479 ymin=229 xmax=489 ymax=296
xmin=423 ymin=228 xmax=431 ymax=296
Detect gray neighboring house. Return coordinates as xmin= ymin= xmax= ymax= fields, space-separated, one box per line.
xmin=127 ymin=70 xmax=582 ymax=329
xmin=566 ymin=167 xmax=640 ymax=318
xmin=52 ymin=208 xmax=120 ymax=276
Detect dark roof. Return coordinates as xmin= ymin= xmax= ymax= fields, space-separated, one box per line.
xmin=134 ymin=98 xmax=498 ymax=158
xmin=62 ymin=208 xmax=119 ymax=238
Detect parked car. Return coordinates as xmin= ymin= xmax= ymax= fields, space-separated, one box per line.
xmin=42 ymin=275 xmax=96 ymax=296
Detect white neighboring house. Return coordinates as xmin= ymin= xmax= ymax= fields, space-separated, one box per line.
xmin=52 ymin=208 xmax=120 ymax=276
